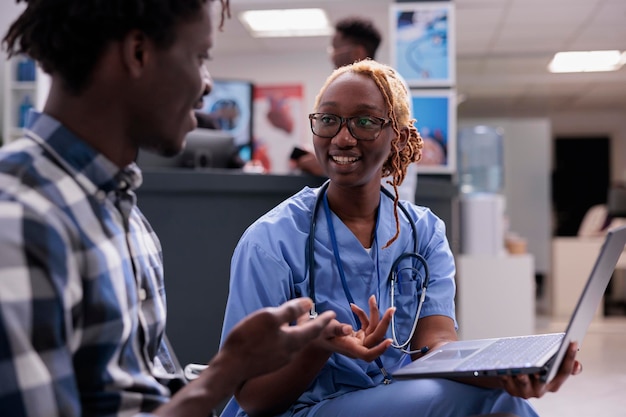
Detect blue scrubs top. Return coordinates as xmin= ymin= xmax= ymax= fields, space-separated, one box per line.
xmin=220 ymin=186 xmax=538 ymax=417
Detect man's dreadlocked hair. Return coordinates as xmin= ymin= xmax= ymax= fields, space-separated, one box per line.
xmin=2 ymin=0 xmax=230 ymax=94
xmin=313 ymin=59 xmax=424 ymax=247
xmin=335 ymin=16 xmax=382 ymax=59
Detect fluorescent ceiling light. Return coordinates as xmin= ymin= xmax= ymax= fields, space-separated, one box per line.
xmin=548 ymin=50 xmax=626 ymax=73
xmin=239 ymin=8 xmax=332 ymax=38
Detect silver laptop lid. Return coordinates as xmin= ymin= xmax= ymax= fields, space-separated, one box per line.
xmin=544 ymin=225 xmax=626 ymax=382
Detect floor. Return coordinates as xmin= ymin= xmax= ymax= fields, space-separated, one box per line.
xmin=528 ymin=315 xmax=626 ymax=417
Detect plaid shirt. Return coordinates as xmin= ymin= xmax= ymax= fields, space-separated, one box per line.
xmin=0 ymin=112 xmax=183 ymax=416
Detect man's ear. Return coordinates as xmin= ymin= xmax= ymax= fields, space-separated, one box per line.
xmin=354 ymin=44 xmax=370 ymax=61
xmin=121 ymin=30 xmax=150 ymax=78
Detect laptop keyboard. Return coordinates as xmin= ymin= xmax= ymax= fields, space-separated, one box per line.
xmin=455 ymin=333 xmax=564 ymax=371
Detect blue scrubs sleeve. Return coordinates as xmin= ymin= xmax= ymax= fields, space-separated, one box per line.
xmin=412 ymin=207 xmax=457 ymax=326
xmin=220 ymin=233 xmax=297 ymax=347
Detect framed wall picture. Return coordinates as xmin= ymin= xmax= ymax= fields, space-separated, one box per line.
xmin=253 ymin=84 xmax=305 ymax=174
xmin=411 ymin=89 xmax=456 ymax=174
xmin=389 ymin=2 xmax=455 ymax=87
xmin=200 ymin=78 xmax=253 ymax=149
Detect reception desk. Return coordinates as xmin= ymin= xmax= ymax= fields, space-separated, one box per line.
xmin=137 ymin=169 xmax=457 ymax=367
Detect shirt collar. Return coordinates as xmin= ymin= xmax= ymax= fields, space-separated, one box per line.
xmin=25 ymin=111 xmax=143 ymax=194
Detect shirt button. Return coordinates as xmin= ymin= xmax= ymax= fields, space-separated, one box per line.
xmin=119 ymin=180 xmax=128 ymax=189
xmin=95 ymin=190 xmax=107 ymax=202
xmin=138 ymin=288 xmax=147 ymax=301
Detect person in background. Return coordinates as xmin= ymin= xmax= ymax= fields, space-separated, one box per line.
xmin=220 ymin=59 xmax=582 ymax=417
xmin=291 ymin=16 xmax=418 ymax=203
xmin=0 ymin=1 xmax=349 ymax=416
xmin=328 ymin=16 xmax=382 ymax=69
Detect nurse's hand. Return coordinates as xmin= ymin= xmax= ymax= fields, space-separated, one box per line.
xmin=309 ymin=295 xmax=393 ymax=362
xmin=499 ymin=342 xmax=583 ymax=399
xmin=350 ymin=295 xmax=395 ymax=349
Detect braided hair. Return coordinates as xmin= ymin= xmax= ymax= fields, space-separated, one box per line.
xmin=2 ymin=0 xmax=230 ymax=94
xmin=313 ymin=59 xmax=424 ymax=247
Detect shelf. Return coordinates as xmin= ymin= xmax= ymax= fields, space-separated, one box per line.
xmin=10 ymin=81 xmax=36 ymax=90
xmin=3 ymin=56 xmax=49 ymax=144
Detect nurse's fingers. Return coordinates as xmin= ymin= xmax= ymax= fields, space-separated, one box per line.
xmin=546 ymin=342 xmax=579 ymax=393
xmin=368 ymin=295 xmax=381 ymax=328
xmin=363 ymin=307 xmax=395 ymax=347
xmin=355 ymin=338 xmax=393 ymax=362
xmin=350 ymin=303 xmax=370 ymax=329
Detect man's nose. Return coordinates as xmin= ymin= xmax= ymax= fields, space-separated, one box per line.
xmin=201 ymin=64 xmax=213 ymax=97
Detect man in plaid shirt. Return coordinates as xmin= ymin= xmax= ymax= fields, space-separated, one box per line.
xmin=0 ymin=1 xmax=343 ymax=416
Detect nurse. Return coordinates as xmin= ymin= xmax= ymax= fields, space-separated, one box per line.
xmin=220 ymin=59 xmax=581 ymax=417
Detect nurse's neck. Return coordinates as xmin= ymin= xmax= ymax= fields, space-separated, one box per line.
xmin=326 ymin=185 xmax=379 ymax=249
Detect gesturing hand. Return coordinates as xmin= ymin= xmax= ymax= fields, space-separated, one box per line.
xmin=312 ymin=295 xmax=394 ymax=362
xmin=219 ymin=298 xmax=336 ymax=381
xmin=350 ymin=295 xmax=396 ymax=349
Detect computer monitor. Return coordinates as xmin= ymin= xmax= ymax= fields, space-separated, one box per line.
xmin=136 ymin=128 xmax=243 ymax=170
xmin=607 ymin=187 xmax=626 ymax=218
xmin=197 ymin=78 xmax=253 ymax=153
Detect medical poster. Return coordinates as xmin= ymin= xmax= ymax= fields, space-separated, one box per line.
xmin=200 ymin=79 xmax=253 ymax=148
xmin=253 ymin=84 xmax=304 ymax=174
xmin=389 ymin=2 xmax=455 ymax=87
xmin=411 ymin=89 xmax=456 ymax=174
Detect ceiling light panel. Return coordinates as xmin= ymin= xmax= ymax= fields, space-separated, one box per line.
xmin=239 ymin=8 xmax=332 ymax=38
xmin=548 ymin=50 xmax=625 ymax=73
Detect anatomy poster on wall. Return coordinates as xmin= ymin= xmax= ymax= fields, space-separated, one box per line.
xmin=253 ymin=84 xmax=304 ymax=174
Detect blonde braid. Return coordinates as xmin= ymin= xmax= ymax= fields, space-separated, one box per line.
xmin=216 ymin=0 xmax=231 ymax=31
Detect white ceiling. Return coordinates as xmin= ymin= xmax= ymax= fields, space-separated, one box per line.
xmin=214 ymin=0 xmax=626 ymax=118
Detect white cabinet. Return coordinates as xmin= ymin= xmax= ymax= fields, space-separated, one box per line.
xmin=2 ymin=55 xmax=50 ymax=144
xmin=550 ymin=237 xmax=626 ymax=318
xmin=456 ymin=254 xmax=535 ymax=340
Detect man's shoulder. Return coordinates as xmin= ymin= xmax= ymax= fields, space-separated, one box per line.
xmin=0 ymin=141 xmax=83 ymax=218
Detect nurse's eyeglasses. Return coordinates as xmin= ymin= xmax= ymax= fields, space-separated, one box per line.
xmin=308 ymin=113 xmax=391 ymax=141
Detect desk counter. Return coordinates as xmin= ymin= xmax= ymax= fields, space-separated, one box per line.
xmin=137 ymin=169 xmax=457 ymax=366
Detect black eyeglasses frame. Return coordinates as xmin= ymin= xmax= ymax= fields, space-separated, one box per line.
xmin=308 ymin=113 xmax=391 ymax=142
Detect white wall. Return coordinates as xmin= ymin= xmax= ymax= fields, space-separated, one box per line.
xmin=458 ymin=118 xmax=553 ymax=275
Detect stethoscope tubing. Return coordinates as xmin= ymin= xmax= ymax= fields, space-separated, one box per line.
xmin=307 ymin=181 xmax=429 ymax=350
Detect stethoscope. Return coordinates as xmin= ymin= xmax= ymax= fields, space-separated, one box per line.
xmin=306 ymin=181 xmax=430 ymax=383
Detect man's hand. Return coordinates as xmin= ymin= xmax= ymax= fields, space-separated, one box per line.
xmin=217 ymin=298 xmax=336 ymax=383
xmin=156 ymin=298 xmax=336 ymax=417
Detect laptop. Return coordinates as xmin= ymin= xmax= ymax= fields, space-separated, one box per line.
xmin=393 ymin=225 xmax=626 ymax=383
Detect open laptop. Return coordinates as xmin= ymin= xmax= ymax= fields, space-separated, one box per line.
xmin=393 ymin=225 xmax=626 ymax=383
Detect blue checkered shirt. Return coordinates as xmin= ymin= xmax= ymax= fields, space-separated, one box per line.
xmin=0 ymin=112 xmax=183 ymax=416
